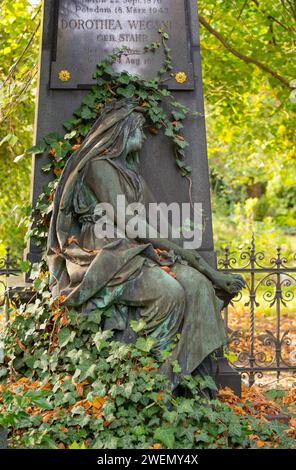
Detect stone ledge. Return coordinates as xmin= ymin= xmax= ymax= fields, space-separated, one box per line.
xmin=0 ymin=426 xmax=7 ymax=449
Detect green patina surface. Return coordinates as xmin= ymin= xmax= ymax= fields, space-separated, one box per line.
xmin=47 ymin=99 xmax=244 ymax=388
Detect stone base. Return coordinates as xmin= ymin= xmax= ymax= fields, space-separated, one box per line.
xmin=214 ymin=355 xmax=242 ymax=398
xmin=0 ymin=427 xmax=7 ymax=449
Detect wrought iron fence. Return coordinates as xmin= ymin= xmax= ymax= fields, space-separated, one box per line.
xmin=0 ymin=246 xmax=21 ymax=323
xmin=1 ymin=239 xmax=296 ymax=387
xmin=218 ymin=235 xmax=296 ymax=387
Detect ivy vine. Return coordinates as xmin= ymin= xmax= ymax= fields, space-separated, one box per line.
xmin=24 ymin=31 xmax=197 ymax=252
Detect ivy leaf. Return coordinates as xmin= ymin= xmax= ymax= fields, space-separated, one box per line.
xmin=160 ymin=31 xmax=169 ymax=40
xmin=200 ymin=375 xmax=217 ymax=391
xmin=117 ymin=84 xmax=136 ymax=98
xmin=229 ymin=420 xmax=243 ymax=438
xmin=118 ymin=73 xmax=131 ymax=85
xmin=195 ymin=430 xmax=211 ymax=443
xmin=177 ymin=399 xmax=194 ymax=414
xmin=165 ymin=127 xmax=175 ymax=138
xmin=154 ymin=426 xmax=175 ymax=448
xmin=69 ymin=441 xmax=86 ymax=449
xmin=19 ymin=260 xmax=31 ymax=273
xmin=172 ymin=110 xmax=186 ymax=121
xmin=172 ymin=360 xmax=182 ymax=373
xmin=63 ymin=118 xmax=81 ymax=131
xmin=33 ymin=398 xmax=52 ymax=410
xmin=136 ymin=89 xmax=148 ymax=100
xmin=135 ymin=337 xmax=155 ymax=353
xmin=82 ymin=94 xmax=97 ymax=107
xmin=81 ymin=106 xmax=95 ymax=120
xmin=33 ymin=278 xmax=42 ymax=290
xmin=44 ymin=132 xmax=62 ymax=145
xmin=64 ymin=130 xmax=77 ymax=140
xmin=78 ymin=123 xmax=92 ymax=136
xmin=58 ymin=328 xmax=76 ymax=348
xmin=26 ymin=141 xmax=47 ymax=155
xmin=130 ymin=319 xmax=147 ymax=333
xmin=224 ymin=350 xmax=238 ymax=363
xmin=174 ymin=139 xmax=189 ymax=149
xmin=103 ymin=64 xmax=115 ymax=75
xmin=42 ymin=162 xmax=53 ymax=173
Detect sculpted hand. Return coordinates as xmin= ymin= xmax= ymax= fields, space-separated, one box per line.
xmin=211 ymin=272 xmax=246 ymax=295
xmin=180 ymin=249 xmax=246 ymax=295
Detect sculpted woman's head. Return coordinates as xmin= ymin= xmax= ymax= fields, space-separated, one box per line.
xmin=81 ymin=98 xmax=147 ymax=162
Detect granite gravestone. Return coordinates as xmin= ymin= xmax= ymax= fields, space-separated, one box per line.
xmin=28 ymin=0 xmax=214 ymax=265
xmin=28 ymin=0 xmax=241 ymax=395
xmin=50 ymin=0 xmax=194 ymax=89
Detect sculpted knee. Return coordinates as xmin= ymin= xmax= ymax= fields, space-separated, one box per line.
xmin=164 ymin=279 xmax=185 ymax=308
xmin=193 ymin=271 xmax=214 ymax=292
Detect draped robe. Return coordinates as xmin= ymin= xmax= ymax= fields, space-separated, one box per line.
xmin=47 ymin=101 xmax=227 ymax=387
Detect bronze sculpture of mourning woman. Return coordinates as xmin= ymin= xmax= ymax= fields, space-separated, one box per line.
xmin=47 ymin=98 xmax=245 ymax=394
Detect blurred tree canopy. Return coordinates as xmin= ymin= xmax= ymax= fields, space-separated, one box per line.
xmin=198 ymin=0 xmax=296 ymax=250
xmin=0 ymin=0 xmax=295 ymax=256
xmin=0 ymin=0 xmax=40 ymax=255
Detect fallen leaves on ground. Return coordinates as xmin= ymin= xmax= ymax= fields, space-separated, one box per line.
xmin=225 ymin=305 xmax=296 ymax=387
xmin=218 ymin=384 xmax=294 ymax=421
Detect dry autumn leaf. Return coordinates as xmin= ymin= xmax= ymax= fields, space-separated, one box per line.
xmin=41 ymin=381 xmax=52 ymax=391
xmin=150 ymin=443 xmax=162 ymax=449
xmin=90 ymin=396 xmax=107 ymax=410
xmin=52 ymin=310 xmax=63 ymax=321
xmin=54 ymin=168 xmax=62 ymax=177
xmin=72 ymin=144 xmax=81 ymax=151
xmin=156 ymin=392 xmax=164 ymax=401
xmin=289 ymin=418 xmax=296 ymax=428
xmin=60 ymin=315 xmax=70 ymax=327
xmin=148 ymin=127 xmax=159 ymax=135
xmin=18 ymin=377 xmax=29 ymax=384
xmin=160 ymin=266 xmax=171 ymax=274
xmin=42 ymin=411 xmax=54 ymax=423
xmin=74 ymin=380 xmax=89 ymax=397
xmin=39 ymin=271 xmax=47 ymax=280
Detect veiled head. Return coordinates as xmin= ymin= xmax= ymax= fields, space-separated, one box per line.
xmin=125 ymin=112 xmax=146 ymax=154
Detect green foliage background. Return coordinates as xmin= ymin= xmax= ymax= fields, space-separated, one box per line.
xmin=0 ymin=0 xmax=295 ymax=257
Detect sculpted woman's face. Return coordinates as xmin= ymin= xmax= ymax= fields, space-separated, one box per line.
xmin=126 ymin=126 xmax=146 ymax=154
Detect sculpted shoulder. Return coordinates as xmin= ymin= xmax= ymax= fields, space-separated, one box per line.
xmin=85 ymin=158 xmax=122 ymax=193
xmin=86 ymin=158 xmax=117 ymax=180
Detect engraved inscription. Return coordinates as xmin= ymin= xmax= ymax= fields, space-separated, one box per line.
xmin=50 ymin=0 xmax=193 ymax=89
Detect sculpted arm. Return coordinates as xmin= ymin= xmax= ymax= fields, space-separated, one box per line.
xmin=85 ymin=160 xmax=244 ymax=294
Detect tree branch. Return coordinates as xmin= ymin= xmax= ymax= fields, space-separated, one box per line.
xmin=280 ymin=0 xmax=296 ymax=21
xmin=3 ymin=19 xmax=41 ymax=86
xmin=250 ymin=0 xmax=294 ymax=33
xmin=0 ymin=68 xmax=38 ymax=125
xmin=199 ymin=15 xmax=291 ymax=88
